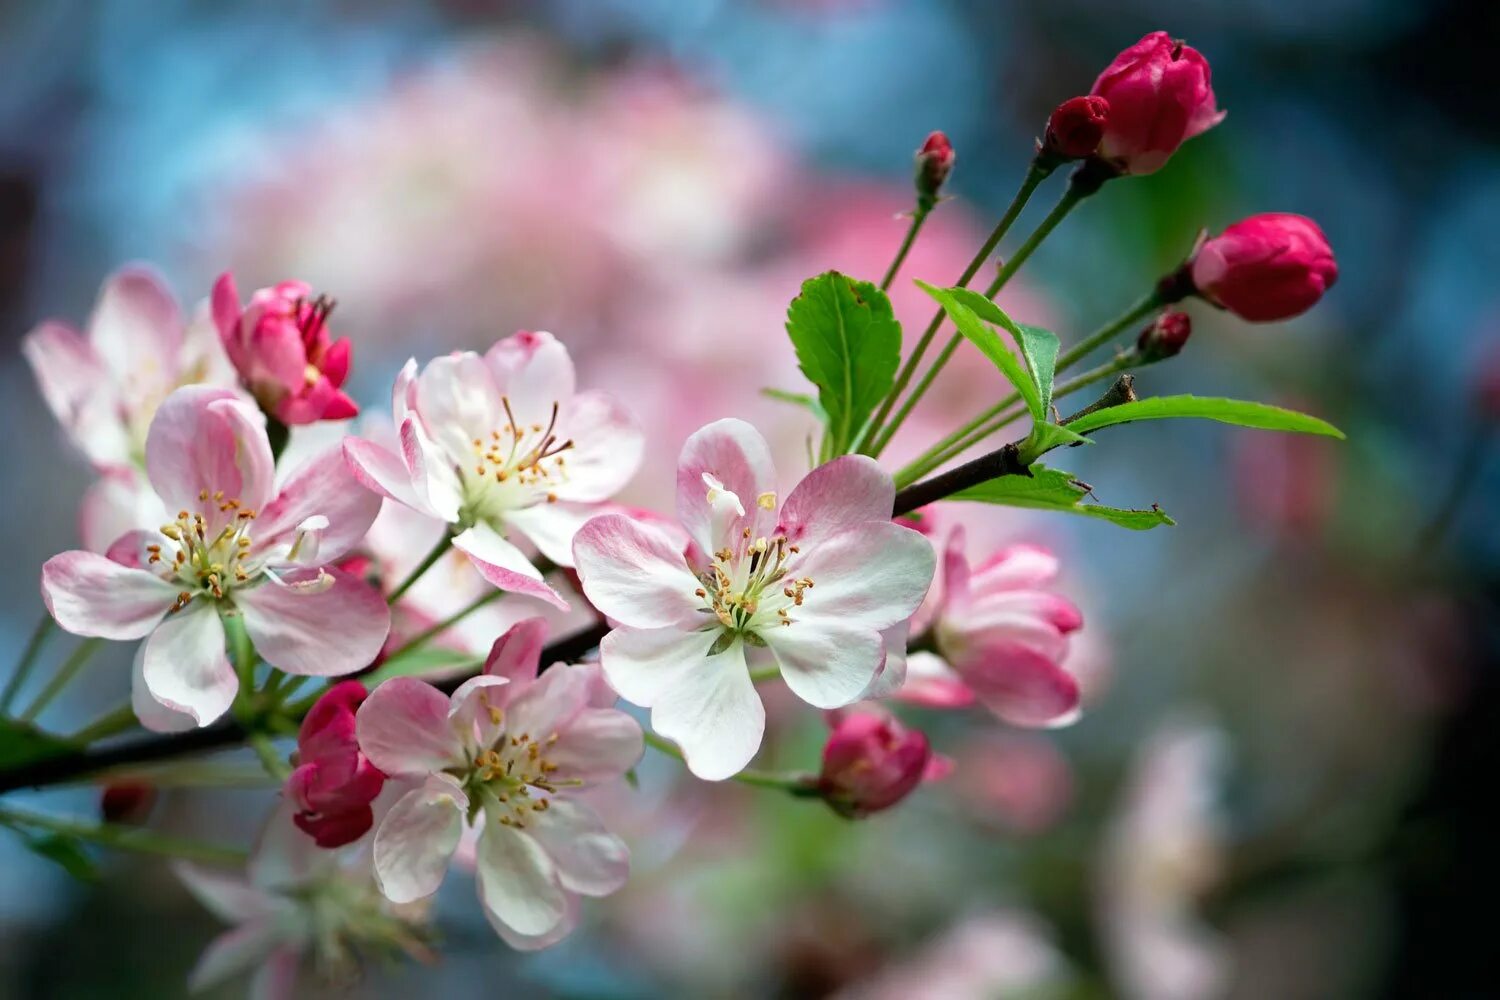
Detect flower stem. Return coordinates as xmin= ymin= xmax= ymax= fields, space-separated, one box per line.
xmin=1054 ymin=290 xmax=1161 ymax=373
xmin=69 ymin=703 xmax=139 ymax=745
xmin=387 ymin=533 xmax=452 ymax=605
xmin=249 ymin=733 xmax=291 ymax=781
xmin=19 ymin=638 xmax=102 ymax=722
xmin=0 ymin=804 xmax=248 ymax=866
xmin=880 ymin=208 xmax=931 ymax=292
xmin=385 ymin=587 xmax=507 ymax=661
xmin=861 ymin=161 xmax=1053 ymax=453
xmin=641 ymin=730 xmax=816 ymax=795
xmin=867 ymin=182 xmax=1087 ymax=458
xmin=2 ymin=616 xmax=55 ymax=715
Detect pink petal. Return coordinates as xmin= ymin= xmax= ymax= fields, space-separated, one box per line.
xmin=893 ymin=652 xmax=976 ymax=709
xmin=452 ymin=523 xmax=568 ymax=610
xmin=141 ymin=601 xmax=237 ymax=726
xmin=41 ymin=550 xmax=176 ymax=640
xmin=210 ymin=272 xmax=242 ymax=343
xmin=547 ymin=708 xmax=643 ymax=785
xmin=483 ymin=617 xmax=548 ymax=684
xmin=763 ymin=617 xmax=885 ymax=709
xmin=476 ymin=822 xmax=567 ymax=937
xmin=859 ymin=623 xmax=910 ymax=700
xmin=249 ymin=946 xmax=301 ymax=1000
xmin=961 ymin=642 xmax=1082 ymax=728
xmin=391 ymin=358 xmax=418 ymax=430
xmin=79 ymin=468 xmax=167 ymax=554
xmin=373 ymin=774 xmax=467 ymax=903
xmin=342 ymin=435 xmax=425 ymax=513
xmin=675 ymin=418 xmax=776 ymax=555
xmin=777 ymin=455 xmax=895 ymax=549
xmin=356 ymin=677 xmax=466 ymax=775
xmin=88 ymin=265 xmax=184 ymax=387
xmin=448 ymin=674 xmax=511 ymax=750
xmin=255 ymin=444 xmax=383 ymax=563
xmin=412 ymin=352 xmax=505 ymax=460
xmin=549 ymin=390 xmax=642 ymax=503
xmin=173 ymin=862 xmax=272 ymax=924
xmin=187 ymin=922 xmax=284 ymax=994
xmin=400 ymin=416 xmax=463 ymax=523
xmin=145 ymin=387 xmax=275 ymax=523
xmin=525 ymin=798 xmax=629 ymax=897
xmin=505 ymin=501 xmax=604 ymax=568
xmin=236 ymin=568 xmax=389 ymax=677
xmin=572 ymin=514 xmax=702 ymax=629
xmin=21 ymin=321 xmax=129 ymax=466
xmin=497 ymin=662 xmax=591 ymax=742
xmin=970 ymin=543 xmax=1061 ymax=590
xmin=789 ymin=521 xmax=936 ymax=629
xmin=483 ymin=330 xmax=576 ymax=427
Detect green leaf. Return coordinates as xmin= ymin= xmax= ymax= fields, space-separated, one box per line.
xmin=760 ymin=387 xmax=828 ymax=424
xmin=917 ymin=281 xmax=1043 ymax=420
xmin=0 ymin=718 xmax=77 ymax=769
xmin=1062 ymin=395 xmax=1346 ymax=439
xmin=22 ymin=833 xmax=99 ymax=882
xmin=362 ymin=647 xmax=481 ymax=685
xmin=953 ymin=466 xmax=1175 ymax=530
xmin=940 ymin=288 xmax=1061 ymax=416
xmin=784 ymin=272 xmax=902 ymax=454
xmin=1023 ymin=422 xmax=1092 ymax=460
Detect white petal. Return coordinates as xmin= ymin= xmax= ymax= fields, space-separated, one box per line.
xmin=571 ymin=514 xmax=703 ymax=629
xmin=372 ymin=774 xmax=467 ymax=904
xmin=141 ymin=602 xmax=236 ymax=727
xmin=452 ymin=522 xmax=568 ymax=609
xmin=525 ymin=798 xmax=629 ymax=897
xmin=762 ymin=617 xmax=885 ymax=709
xmin=475 ymin=821 xmax=567 ymax=937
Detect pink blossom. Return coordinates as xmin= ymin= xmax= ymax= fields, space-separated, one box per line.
xmin=23 ymin=265 xmax=233 ymax=472
xmin=343 ymin=331 xmax=642 ymax=610
xmin=572 ymin=419 xmax=935 ymax=780
xmin=1090 ymin=32 xmax=1224 ymax=175
xmin=818 ymin=707 xmax=934 ymax=818
xmin=354 ymin=619 xmax=642 ymax=949
xmin=211 ymin=272 xmax=358 ymax=425
xmin=40 ymin=386 xmax=389 ymax=729
xmin=1190 ymin=213 xmax=1338 ymax=322
xmin=1043 ymin=95 xmax=1110 ymax=162
xmin=900 ymin=527 xmax=1084 ymax=728
xmin=287 ymin=681 xmax=387 ymax=848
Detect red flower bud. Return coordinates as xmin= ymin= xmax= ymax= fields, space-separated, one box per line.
xmin=914 ymin=131 xmax=955 ymax=205
xmin=100 ymin=781 xmax=157 ymax=825
xmin=1136 ymin=310 xmax=1193 ymax=361
xmin=1090 ymin=32 xmax=1224 ymax=175
xmin=1190 ymin=213 xmax=1338 ymax=322
xmin=818 ymin=709 xmax=932 ymax=818
xmin=1043 ymin=96 xmax=1109 ymax=162
xmin=286 ymin=680 xmax=385 ymax=848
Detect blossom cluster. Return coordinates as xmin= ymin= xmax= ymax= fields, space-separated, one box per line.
xmin=4 ymin=27 xmax=1346 ymax=996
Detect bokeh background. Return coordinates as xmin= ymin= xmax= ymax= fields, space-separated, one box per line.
xmin=1 ymin=1 xmax=1497 ymax=997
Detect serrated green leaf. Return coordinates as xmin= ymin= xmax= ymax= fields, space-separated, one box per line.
xmin=22 ymin=833 xmax=99 ymax=882
xmin=760 ymin=387 xmax=828 ymax=424
xmin=1062 ymin=395 xmax=1345 ymax=439
xmin=953 ymin=465 xmax=1175 ymax=530
xmin=917 ymin=281 xmax=1043 ymax=420
xmin=940 ymin=288 xmax=1061 ymax=416
xmin=785 ymin=272 xmax=902 ymax=454
xmin=0 ymin=718 xmax=77 ymax=769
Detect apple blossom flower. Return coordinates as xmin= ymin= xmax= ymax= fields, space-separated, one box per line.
xmin=1090 ymin=32 xmax=1224 ymax=175
xmin=343 ymin=331 xmax=642 ymax=609
xmin=355 ymin=619 xmax=643 ymax=949
xmin=176 ymin=805 xmax=429 ymax=998
xmin=818 ymin=707 xmax=935 ymax=818
xmin=1041 ymin=95 xmax=1110 ymax=162
xmin=572 ymin=419 xmax=936 ymax=780
xmin=1188 ymin=213 xmax=1339 ymax=322
xmin=1098 ymin=716 xmax=1230 ymax=1000
xmin=901 ymin=527 xmax=1084 ymax=728
xmin=40 ymin=386 xmax=389 ymax=728
xmin=211 ymin=272 xmax=359 ymax=426
xmin=287 ymin=681 xmax=387 ymax=848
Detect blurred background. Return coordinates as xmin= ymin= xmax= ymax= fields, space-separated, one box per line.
xmin=1 ymin=0 xmax=1497 ymax=996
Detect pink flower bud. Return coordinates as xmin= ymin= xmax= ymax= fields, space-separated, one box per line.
xmin=1189 ymin=213 xmax=1338 ymax=322
xmin=914 ymin=131 xmax=955 ymax=205
xmin=1136 ymin=310 xmax=1193 ymax=361
xmin=818 ymin=709 xmax=932 ymax=818
xmin=1090 ymin=32 xmax=1224 ymax=175
xmin=211 ymin=272 xmax=360 ymax=426
xmin=100 ymin=781 xmax=157 ymax=825
xmin=286 ymin=680 xmax=386 ymax=848
xmin=1042 ymin=96 xmax=1109 ymax=162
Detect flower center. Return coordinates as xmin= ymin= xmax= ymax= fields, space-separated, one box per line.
xmin=462 ymin=698 xmax=576 ymax=831
xmin=147 ymin=489 xmax=260 ymax=612
xmin=461 ymin=397 xmax=575 ymax=521
xmin=691 ymin=483 xmax=814 ymax=635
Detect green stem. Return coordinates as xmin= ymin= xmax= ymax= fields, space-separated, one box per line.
xmin=1419 ymin=421 xmax=1495 ymax=549
xmin=861 ymin=162 xmax=1052 ymax=453
xmin=69 ymin=703 xmax=139 ymax=745
xmin=1054 ymin=291 xmax=1161 ymax=373
xmin=867 ymin=183 xmax=1086 ymax=458
xmin=19 ymin=638 xmax=102 ymax=722
xmin=749 ymin=665 xmax=780 ymax=684
xmin=387 ymin=534 xmax=453 ymax=605
xmin=641 ymin=730 xmax=815 ymax=795
xmin=2 ymin=616 xmax=55 ymax=714
xmin=880 ymin=209 xmax=931 ymax=292
xmin=0 ymin=804 xmax=248 ymax=866
xmin=249 ymin=733 xmax=291 ymax=781
xmin=385 ymin=587 xmax=506 ymax=661
xmin=225 ymin=615 xmax=257 ymax=713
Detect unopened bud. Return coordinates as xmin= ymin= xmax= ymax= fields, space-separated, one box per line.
xmin=1041 ymin=96 xmax=1109 ymax=164
xmin=100 ymin=781 xmax=157 ymax=825
xmin=818 ymin=709 xmax=932 ymax=818
xmin=914 ymin=131 xmax=955 ymax=208
xmin=1137 ymin=310 xmax=1193 ymax=362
